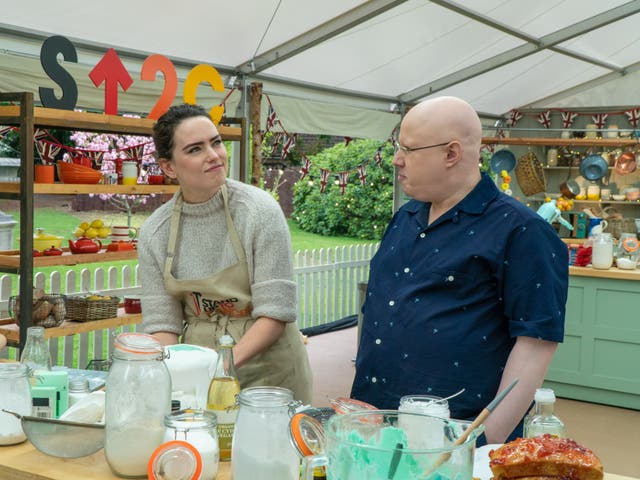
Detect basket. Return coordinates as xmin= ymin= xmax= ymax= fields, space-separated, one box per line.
xmin=515 ymin=151 xmax=546 ymax=196
xmin=8 ymin=294 xmax=66 ymax=328
xmin=66 ymin=295 xmax=120 ymax=322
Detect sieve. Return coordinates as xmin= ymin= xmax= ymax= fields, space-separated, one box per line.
xmin=1 ymin=409 xmax=104 ymax=458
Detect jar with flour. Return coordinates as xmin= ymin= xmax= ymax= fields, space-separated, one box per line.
xmin=0 ymin=363 xmax=31 ymax=445
xmin=592 ymin=233 xmax=613 ymax=269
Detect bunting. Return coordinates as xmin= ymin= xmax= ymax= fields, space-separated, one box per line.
xmin=300 ymin=155 xmax=311 ymax=180
xmin=0 ymin=126 xmax=12 ymax=139
xmin=319 ymin=169 xmax=330 ymax=193
xmin=536 ymin=110 xmax=552 ymax=129
xmin=344 ymin=136 xmax=353 ymax=146
xmin=281 ymin=134 xmax=297 ymax=160
xmin=625 ymin=108 xmax=640 ymax=129
xmin=591 ymin=113 xmax=608 ymax=129
xmin=337 ymin=171 xmax=350 ymax=195
xmin=35 ymin=139 xmax=61 ymax=164
xmin=507 ymin=109 xmax=523 ymax=127
xmin=357 ymin=164 xmax=367 ymax=185
xmin=561 ymin=111 xmax=578 ymax=129
xmin=266 ymin=103 xmax=278 ymax=132
xmin=374 ymin=147 xmax=383 ymax=167
xmin=270 ymin=132 xmax=283 ymax=156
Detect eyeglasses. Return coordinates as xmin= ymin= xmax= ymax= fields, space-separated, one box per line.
xmin=393 ymin=139 xmax=451 ymax=154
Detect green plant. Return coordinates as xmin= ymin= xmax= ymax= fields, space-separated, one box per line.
xmin=292 ymin=139 xmax=394 ymax=240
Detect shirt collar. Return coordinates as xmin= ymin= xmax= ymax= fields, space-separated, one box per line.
xmin=403 ymin=173 xmax=500 ymax=217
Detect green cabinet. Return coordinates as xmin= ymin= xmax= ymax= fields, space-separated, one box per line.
xmin=545 ymin=273 xmax=640 ymax=410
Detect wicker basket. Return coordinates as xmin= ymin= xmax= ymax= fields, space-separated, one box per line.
xmin=8 ymin=294 xmax=66 ymax=328
xmin=66 ymin=295 xmax=120 ymax=322
xmin=515 ymin=151 xmax=546 ymax=196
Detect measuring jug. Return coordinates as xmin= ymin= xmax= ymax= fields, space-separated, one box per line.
xmin=301 ymin=410 xmax=483 ymax=480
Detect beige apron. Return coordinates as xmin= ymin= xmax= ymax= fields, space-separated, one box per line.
xmin=163 ymin=184 xmax=312 ymax=404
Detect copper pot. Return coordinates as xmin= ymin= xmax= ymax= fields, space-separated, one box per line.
xmin=559 ymin=179 xmax=580 ymax=199
xmin=615 ymin=151 xmax=637 ymax=175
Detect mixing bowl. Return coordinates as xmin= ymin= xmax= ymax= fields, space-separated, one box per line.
xmin=1 ymin=409 xmax=104 ymax=458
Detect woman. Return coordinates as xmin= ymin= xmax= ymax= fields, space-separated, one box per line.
xmin=138 ymin=104 xmax=312 ymax=404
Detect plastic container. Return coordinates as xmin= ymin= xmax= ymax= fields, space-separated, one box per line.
xmin=104 ymin=333 xmax=171 ymax=478
xmin=524 ymin=388 xmax=565 ymax=438
xmin=0 ymin=362 xmax=32 ymax=445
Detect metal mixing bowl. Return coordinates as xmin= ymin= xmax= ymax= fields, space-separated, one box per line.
xmin=2 ymin=409 xmax=104 ymax=458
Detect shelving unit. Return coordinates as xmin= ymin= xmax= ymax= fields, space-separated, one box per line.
xmin=482 ymin=136 xmax=640 ymax=147
xmin=0 ymin=92 xmax=243 ymax=348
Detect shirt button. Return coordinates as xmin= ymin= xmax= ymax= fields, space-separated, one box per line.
xmin=447 ymin=275 xmax=455 ymax=282
xmin=371 ymin=377 xmax=377 ymax=383
xmin=389 ymin=300 xmax=395 ymax=306
xmin=403 ymin=267 xmax=410 ymax=273
xmin=375 ymin=338 xmax=381 ymax=345
xmin=420 ymin=233 xmax=426 ymax=238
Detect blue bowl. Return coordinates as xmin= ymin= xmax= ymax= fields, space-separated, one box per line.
xmin=580 ymin=154 xmax=608 ymax=181
xmin=489 ymin=150 xmax=516 ymax=174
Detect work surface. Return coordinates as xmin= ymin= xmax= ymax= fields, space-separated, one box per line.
xmin=0 ymin=440 xmax=635 ymax=480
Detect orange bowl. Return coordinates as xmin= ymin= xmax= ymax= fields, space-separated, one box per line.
xmin=57 ymin=162 xmax=103 ymax=184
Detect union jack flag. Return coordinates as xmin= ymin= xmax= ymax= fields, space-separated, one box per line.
xmin=35 ymin=139 xmax=61 ymax=164
xmin=281 ymin=134 xmax=296 ymax=160
xmin=300 ymin=155 xmax=311 ymax=180
xmin=625 ymin=108 xmax=640 ymax=129
xmin=506 ymin=110 xmax=523 ymax=127
xmin=80 ymin=149 xmax=106 ymax=165
xmin=374 ymin=147 xmax=383 ymax=167
xmin=33 ymin=128 xmax=48 ymax=141
xmin=561 ymin=111 xmax=578 ymax=129
xmin=123 ymin=143 xmax=145 ymax=161
xmin=270 ymin=133 xmax=282 ymax=156
xmin=265 ymin=104 xmax=277 ymax=132
xmin=536 ymin=110 xmax=552 ymax=129
xmin=319 ymin=169 xmax=330 ymax=193
xmin=591 ymin=113 xmax=608 ymax=129
xmin=0 ymin=126 xmax=12 ymax=139
xmin=357 ymin=164 xmax=367 ymax=185
xmin=338 ymin=172 xmax=349 ymax=195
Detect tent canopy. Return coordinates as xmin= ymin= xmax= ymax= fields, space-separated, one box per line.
xmin=2 ymin=0 xmax=640 ymax=139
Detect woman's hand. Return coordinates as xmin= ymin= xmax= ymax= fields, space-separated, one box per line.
xmin=233 ymin=317 xmax=286 ymax=368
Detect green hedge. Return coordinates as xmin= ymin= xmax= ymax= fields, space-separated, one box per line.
xmin=292 ymin=139 xmax=395 ymax=240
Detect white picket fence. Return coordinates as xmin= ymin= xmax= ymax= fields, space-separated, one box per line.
xmin=1 ymin=243 xmax=379 ymax=367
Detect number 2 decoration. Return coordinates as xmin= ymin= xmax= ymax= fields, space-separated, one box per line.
xmin=39 ymin=35 xmax=225 ymax=122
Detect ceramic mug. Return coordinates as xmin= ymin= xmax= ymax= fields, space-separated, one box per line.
xmin=588 ymin=218 xmax=608 ymax=237
xmin=110 ymin=225 xmax=138 ymax=242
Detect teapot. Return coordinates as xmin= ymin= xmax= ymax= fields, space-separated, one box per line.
xmin=68 ymin=237 xmax=102 ymax=254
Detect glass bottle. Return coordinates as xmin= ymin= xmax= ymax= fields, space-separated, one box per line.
xmin=68 ymin=379 xmax=91 ymax=407
xmin=20 ymin=326 xmax=52 ymax=371
xmin=104 ymin=333 xmax=171 ymax=478
xmin=231 ymin=386 xmax=301 ymax=480
xmin=206 ymin=335 xmax=240 ymax=462
xmin=524 ymin=388 xmax=565 ymax=438
xmin=163 ymin=409 xmax=219 ymax=480
xmin=0 ymin=363 xmax=32 ymax=445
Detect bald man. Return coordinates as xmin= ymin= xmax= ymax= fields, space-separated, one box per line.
xmin=351 ymin=97 xmax=568 ymax=444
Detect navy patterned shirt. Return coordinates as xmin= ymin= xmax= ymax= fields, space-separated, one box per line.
xmin=351 ymin=174 xmax=567 ymax=442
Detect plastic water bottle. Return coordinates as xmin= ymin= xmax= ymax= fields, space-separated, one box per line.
xmin=524 ymin=388 xmax=565 ymax=438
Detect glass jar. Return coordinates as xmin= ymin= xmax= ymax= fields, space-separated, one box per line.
xmin=163 ymin=409 xmax=219 ymax=480
xmin=592 ymin=232 xmax=613 ymax=269
xmin=147 ymin=163 xmax=164 ymax=185
xmin=68 ymin=379 xmax=91 ymax=407
xmin=121 ymin=161 xmax=139 ymax=186
xmin=105 ymin=333 xmax=171 ymax=478
xmin=20 ymin=326 xmax=52 ymax=371
xmin=398 ymin=395 xmax=451 ymax=450
xmin=0 ymin=363 xmax=32 ymax=445
xmin=231 ymin=386 xmax=300 ymax=480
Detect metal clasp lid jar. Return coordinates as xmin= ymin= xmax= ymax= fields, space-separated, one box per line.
xmin=105 ymin=333 xmax=171 ymax=478
xmin=162 ymin=409 xmax=219 ymax=480
xmin=0 ymin=363 xmax=31 ymax=445
xmin=231 ymin=386 xmax=301 ymax=480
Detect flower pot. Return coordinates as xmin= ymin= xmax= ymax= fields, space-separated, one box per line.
xmin=34 ymin=165 xmax=55 ymax=184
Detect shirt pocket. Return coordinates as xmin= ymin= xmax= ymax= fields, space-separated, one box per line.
xmin=428 ymin=267 xmax=493 ymax=302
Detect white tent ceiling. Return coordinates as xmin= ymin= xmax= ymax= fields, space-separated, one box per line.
xmin=1 ymin=0 xmax=640 ymax=139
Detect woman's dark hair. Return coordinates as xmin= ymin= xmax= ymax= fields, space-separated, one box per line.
xmin=152 ymin=104 xmax=210 ymax=159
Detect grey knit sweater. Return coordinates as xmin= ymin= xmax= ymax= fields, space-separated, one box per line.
xmin=138 ymin=179 xmax=296 ymax=336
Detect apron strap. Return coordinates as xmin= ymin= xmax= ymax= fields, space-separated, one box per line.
xmin=164 ymin=183 xmax=246 ymax=278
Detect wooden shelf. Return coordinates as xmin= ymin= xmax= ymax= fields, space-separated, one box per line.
xmin=0 ymin=105 xmax=242 ymax=140
xmin=0 ymin=182 xmax=180 ymax=195
xmin=482 ymin=136 xmax=640 ymax=147
xmin=0 ymin=248 xmax=137 ymax=270
xmin=0 ymin=310 xmax=142 ymax=343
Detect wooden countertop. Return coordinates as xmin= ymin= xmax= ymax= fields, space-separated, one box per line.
xmin=0 ymin=440 xmax=634 ymax=480
xmin=570 ymin=265 xmax=640 ymax=280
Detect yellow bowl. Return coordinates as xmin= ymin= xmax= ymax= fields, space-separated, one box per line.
xmin=33 ymin=236 xmax=63 ymax=252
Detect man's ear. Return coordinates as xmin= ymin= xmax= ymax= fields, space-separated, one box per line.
xmin=444 ymin=141 xmax=462 ymax=167
xmin=158 ymin=158 xmax=177 ymax=179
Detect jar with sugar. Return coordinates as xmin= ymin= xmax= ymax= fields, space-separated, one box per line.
xmin=0 ymin=363 xmax=31 ymax=445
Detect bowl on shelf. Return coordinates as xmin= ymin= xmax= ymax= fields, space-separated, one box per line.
xmin=489 ymin=149 xmax=516 ymax=174
xmin=612 ymin=194 xmax=626 ymax=201
xmin=579 ymin=154 xmax=608 ymax=181
xmin=57 ymin=162 xmax=102 ymax=184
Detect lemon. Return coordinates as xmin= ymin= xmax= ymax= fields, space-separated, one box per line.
xmin=79 ymin=221 xmax=90 ymax=230
xmin=90 ymin=219 xmax=104 ymax=228
xmin=97 ymin=227 xmax=111 ymax=239
xmin=84 ymin=227 xmax=98 ymax=239
xmin=73 ymin=228 xmax=85 ymax=238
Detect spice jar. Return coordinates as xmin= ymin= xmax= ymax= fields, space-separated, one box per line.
xmin=104 ymin=333 xmax=171 ymax=478
xmin=0 ymin=363 xmax=32 ymax=445
xmin=231 ymin=386 xmax=301 ymax=480
xmin=163 ymin=409 xmax=219 ymax=480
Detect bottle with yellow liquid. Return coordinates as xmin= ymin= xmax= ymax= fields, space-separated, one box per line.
xmin=207 ymin=334 xmax=240 ymax=461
